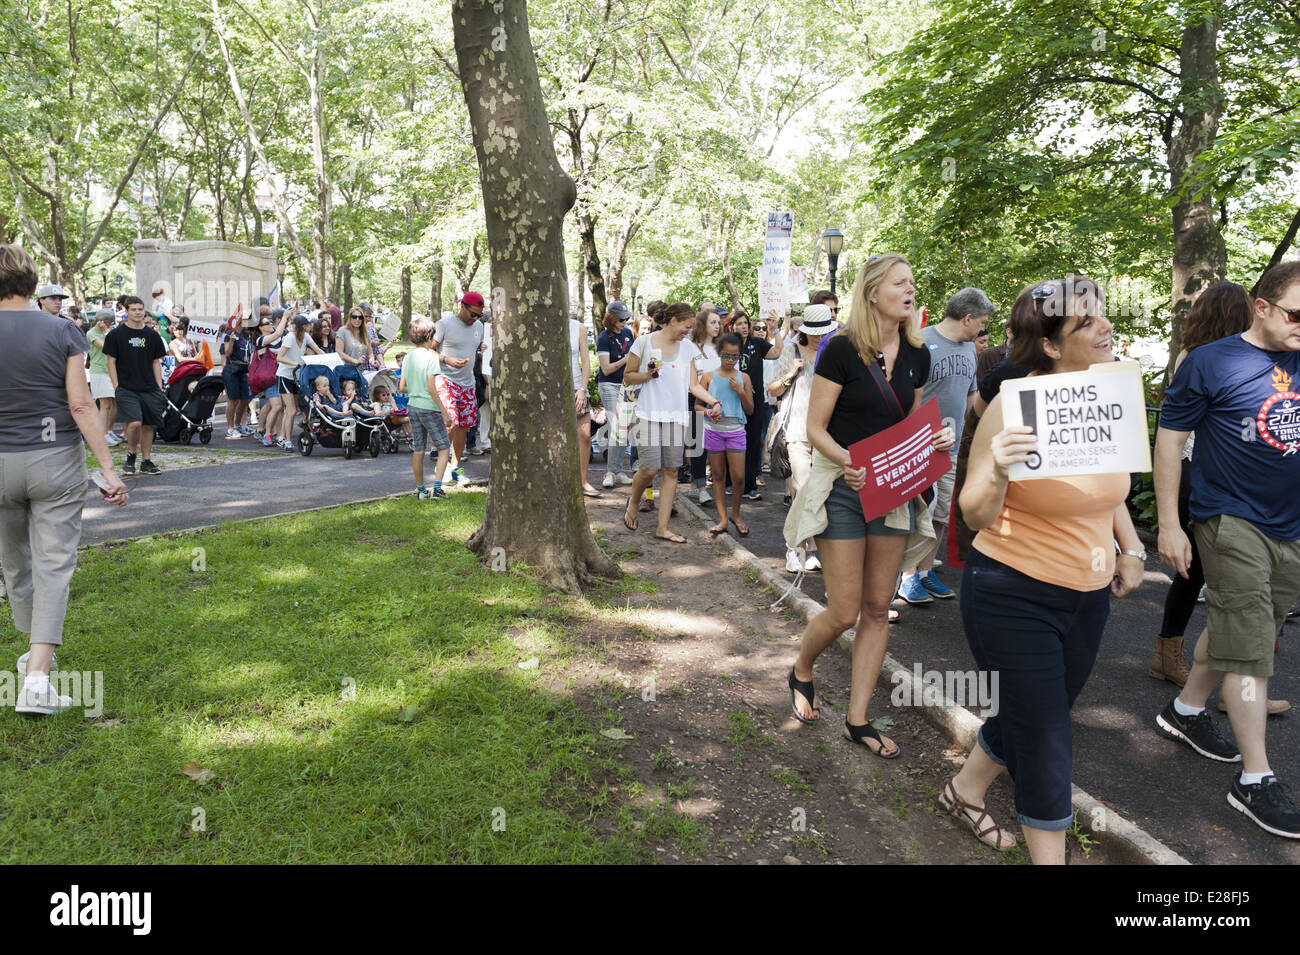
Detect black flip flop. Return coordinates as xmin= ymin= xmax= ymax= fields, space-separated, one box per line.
xmin=788 ymin=668 xmax=819 ymax=724
xmin=842 ymin=719 xmax=900 ymax=759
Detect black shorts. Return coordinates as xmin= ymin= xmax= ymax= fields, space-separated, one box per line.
xmin=277 ymin=377 xmax=300 ymax=396
xmin=114 ymin=386 xmax=167 ymax=429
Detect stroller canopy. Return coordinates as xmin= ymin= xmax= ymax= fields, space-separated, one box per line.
xmin=299 ymin=361 xmax=368 ymax=400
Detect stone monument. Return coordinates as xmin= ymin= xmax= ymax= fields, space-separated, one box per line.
xmin=133 ymin=238 xmax=277 ymax=350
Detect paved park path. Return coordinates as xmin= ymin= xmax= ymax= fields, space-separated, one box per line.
xmin=80 ymin=441 xmax=1299 ymax=864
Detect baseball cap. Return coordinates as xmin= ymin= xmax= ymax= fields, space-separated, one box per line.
xmin=36 ymin=284 xmax=69 ymax=300
xmin=293 ymin=314 xmax=311 ymax=327
xmin=607 ymin=300 xmax=631 ymax=321
xmin=460 ymin=291 xmax=485 ymax=309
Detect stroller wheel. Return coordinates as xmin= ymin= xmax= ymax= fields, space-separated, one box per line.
xmin=298 ymin=433 xmax=313 ymax=456
xmin=178 ymin=427 xmax=191 ymax=444
xmin=385 ymin=435 xmax=398 ymax=454
xmin=199 ymin=428 xmax=212 ymax=445
xmin=368 ymin=431 xmax=382 ymax=458
xmin=343 ymin=439 xmax=354 ymax=460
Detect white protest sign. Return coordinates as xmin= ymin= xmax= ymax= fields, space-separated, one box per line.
xmin=787 ymin=266 xmax=808 ymax=304
xmin=759 ymin=211 xmax=793 ymax=316
xmin=999 ymin=361 xmax=1150 ymax=480
xmin=377 ymin=309 xmax=401 ymax=341
xmin=185 ymin=317 xmax=224 ymax=347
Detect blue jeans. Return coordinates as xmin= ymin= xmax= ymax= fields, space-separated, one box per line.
xmin=960 ymin=549 xmax=1110 ymax=831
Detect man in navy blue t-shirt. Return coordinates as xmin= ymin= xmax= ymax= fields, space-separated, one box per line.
xmin=1154 ymin=260 xmax=1300 ymax=839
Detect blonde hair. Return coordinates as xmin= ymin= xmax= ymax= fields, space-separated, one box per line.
xmin=843 ymin=254 xmax=922 ymax=362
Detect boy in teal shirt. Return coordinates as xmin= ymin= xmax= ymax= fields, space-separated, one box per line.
xmin=399 ymin=316 xmax=453 ymax=499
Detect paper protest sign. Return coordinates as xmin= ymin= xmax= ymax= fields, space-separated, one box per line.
xmin=787 ymin=266 xmax=809 ymax=303
xmin=848 ymin=398 xmax=949 ymax=522
xmin=999 ymin=361 xmax=1151 ymax=480
xmin=760 ymin=211 xmax=793 ymax=315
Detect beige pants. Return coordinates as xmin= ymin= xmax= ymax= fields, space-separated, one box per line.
xmin=0 ymin=443 xmax=87 ymax=646
xmin=788 ymin=439 xmax=815 ymax=552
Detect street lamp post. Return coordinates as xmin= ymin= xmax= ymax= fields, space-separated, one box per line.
xmin=629 ymin=273 xmax=640 ymax=316
xmin=101 ymin=268 xmax=108 ymax=302
xmin=277 ymin=259 xmax=286 ymax=304
xmin=822 ymin=228 xmax=844 ymax=298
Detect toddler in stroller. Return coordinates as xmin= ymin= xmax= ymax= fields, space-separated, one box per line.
xmin=296 ymin=362 xmax=374 ymax=459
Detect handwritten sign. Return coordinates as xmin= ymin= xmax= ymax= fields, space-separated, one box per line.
xmin=849 ymin=399 xmax=949 ymax=522
xmin=787 ymin=266 xmax=808 ymax=304
xmin=999 ymin=361 xmax=1151 ymax=479
xmin=759 ymin=211 xmax=793 ymax=314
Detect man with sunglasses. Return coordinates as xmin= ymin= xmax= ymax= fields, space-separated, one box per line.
xmin=434 ymin=292 xmax=485 ymax=487
xmin=1155 ymin=260 xmax=1300 ymax=838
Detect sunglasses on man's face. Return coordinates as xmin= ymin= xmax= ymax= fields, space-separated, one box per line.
xmin=1264 ymin=300 xmax=1300 ymax=324
xmin=468 ymin=308 xmax=483 ymax=317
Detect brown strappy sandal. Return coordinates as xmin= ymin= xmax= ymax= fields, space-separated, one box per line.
xmin=939 ymin=777 xmax=1015 ymax=851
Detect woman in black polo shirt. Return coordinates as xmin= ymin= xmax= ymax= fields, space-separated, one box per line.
xmin=785 ymin=254 xmax=953 ymax=758
xmin=730 ymin=309 xmax=789 ymax=499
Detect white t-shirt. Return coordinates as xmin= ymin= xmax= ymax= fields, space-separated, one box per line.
xmin=568 ymin=319 xmax=587 ymax=391
xmin=277 ymin=331 xmax=315 ymax=380
xmin=628 ymin=333 xmax=701 ymax=424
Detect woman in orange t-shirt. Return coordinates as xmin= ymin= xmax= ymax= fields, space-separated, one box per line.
xmin=944 ymin=278 xmax=1144 ymax=864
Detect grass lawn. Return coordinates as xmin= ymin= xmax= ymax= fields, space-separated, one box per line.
xmin=0 ymin=495 xmax=686 ymax=863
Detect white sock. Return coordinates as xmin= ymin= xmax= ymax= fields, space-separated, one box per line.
xmin=1239 ymin=771 xmax=1274 ymax=787
xmin=1173 ymin=697 xmax=1205 ymax=717
xmin=22 ymin=674 xmax=51 ymax=693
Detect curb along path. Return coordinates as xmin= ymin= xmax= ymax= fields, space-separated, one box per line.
xmin=676 ymin=494 xmax=1189 ymax=866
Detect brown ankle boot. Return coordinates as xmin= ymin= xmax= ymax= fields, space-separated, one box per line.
xmin=1149 ymin=635 xmax=1190 ymax=687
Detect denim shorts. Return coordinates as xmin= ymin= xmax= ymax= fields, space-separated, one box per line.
xmin=820 ymin=476 xmax=914 ymax=539
xmin=960 ymin=548 xmax=1110 ymax=831
xmin=409 ymin=407 xmax=451 ymax=453
xmin=223 ymin=368 xmax=251 ymax=401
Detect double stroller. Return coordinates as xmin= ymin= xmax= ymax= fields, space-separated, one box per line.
xmin=159 ymin=359 xmax=224 ymax=444
xmin=295 ymin=362 xmax=409 ymax=458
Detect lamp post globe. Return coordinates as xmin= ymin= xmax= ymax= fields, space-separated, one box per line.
xmin=629 ymin=273 xmax=639 ymax=317
xmin=822 ymin=228 xmax=844 ymax=298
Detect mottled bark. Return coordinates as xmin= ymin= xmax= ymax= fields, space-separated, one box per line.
xmin=579 ymin=214 xmax=607 ymax=321
xmin=1166 ymin=14 xmax=1227 ymax=384
xmin=430 ymin=258 xmax=443 ymax=317
xmin=400 ymin=266 xmax=412 ymax=336
xmin=454 ymin=0 xmax=619 ymax=591
xmin=341 ymin=262 xmax=353 ymax=316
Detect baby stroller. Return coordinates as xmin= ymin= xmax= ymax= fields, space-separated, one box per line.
xmin=361 ymin=369 xmax=413 ymax=454
xmin=296 ymin=362 xmax=381 ymax=459
xmin=160 ymin=359 xmax=223 ymax=444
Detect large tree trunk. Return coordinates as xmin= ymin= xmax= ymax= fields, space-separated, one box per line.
xmin=453 ymin=0 xmax=619 ymax=592
xmin=1165 ymin=14 xmax=1227 ymax=384
xmin=579 ymin=214 xmax=607 ymax=322
xmin=341 ymin=262 xmax=353 ymax=316
xmin=430 ymin=258 xmax=443 ymax=317
xmin=400 ymin=266 xmax=412 ymax=336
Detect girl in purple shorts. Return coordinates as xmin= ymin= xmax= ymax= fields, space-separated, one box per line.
xmin=701 ymin=333 xmax=754 ymax=536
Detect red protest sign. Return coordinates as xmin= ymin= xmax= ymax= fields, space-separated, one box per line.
xmin=848 ymin=398 xmax=950 ymax=523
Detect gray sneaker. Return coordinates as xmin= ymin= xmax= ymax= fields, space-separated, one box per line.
xmin=16 ymin=650 xmax=57 ymax=677
xmin=15 ymin=680 xmax=75 ymax=715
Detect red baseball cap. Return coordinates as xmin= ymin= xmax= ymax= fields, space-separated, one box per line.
xmin=460 ymin=291 xmax=485 ymax=309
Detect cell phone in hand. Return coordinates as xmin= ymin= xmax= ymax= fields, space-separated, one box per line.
xmin=89 ymin=469 xmax=117 ymax=501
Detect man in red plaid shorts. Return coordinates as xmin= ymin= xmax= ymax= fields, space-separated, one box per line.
xmin=434 ymin=292 xmax=485 ymax=487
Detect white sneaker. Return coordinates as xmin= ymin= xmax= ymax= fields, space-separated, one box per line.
xmin=698 ymin=487 xmax=712 ymax=505
xmin=602 ymin=471 xmax=616 ymax=488
xmin=15 ymin=678 xmax=74 ymax=715
xmin=225 ymin=428 xmax=242 ymax=439
xmin=16 ymin=650 xmax=57 ymax=677
xmin=103 ymin=432 xmax=121 ymax=446
xmin=805 ymin=553 xmax=822 ymax=572
xmin=786 ymin=548 xmax=804 ymax=573
xmin=616 ymin=472 xmax=633 ymax=486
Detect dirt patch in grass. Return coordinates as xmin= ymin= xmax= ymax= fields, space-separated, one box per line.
xmin=564 ymin=494 xmax=1118 ymax=865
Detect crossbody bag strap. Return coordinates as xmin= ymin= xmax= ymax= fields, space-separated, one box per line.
xmin=864 ymin=348 xmax=908 ymax=425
